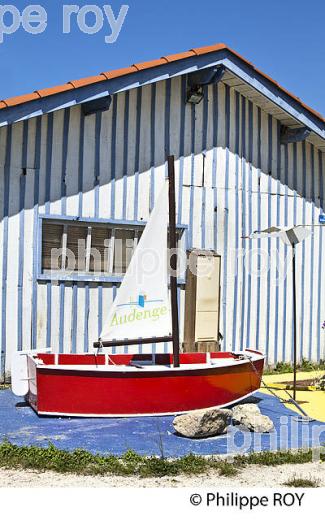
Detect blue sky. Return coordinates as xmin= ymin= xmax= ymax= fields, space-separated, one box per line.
xmin=0 ymin=0 xmax=324 ymax=115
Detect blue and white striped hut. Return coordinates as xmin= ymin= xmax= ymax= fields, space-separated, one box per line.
xmin=0 ymin=43 xmax=324 ymax=381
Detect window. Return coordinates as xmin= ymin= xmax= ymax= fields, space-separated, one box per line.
xmin=40 ymin=217 xmax=186 ymax=281
xmin=41 ymin=219 xmax=142 ymax=277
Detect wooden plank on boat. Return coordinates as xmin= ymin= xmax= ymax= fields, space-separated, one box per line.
xmin=94 ymin=335 xmax=173 ymax=348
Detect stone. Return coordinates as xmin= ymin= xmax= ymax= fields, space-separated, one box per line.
xmin=232 ymin=403 xmax=261 ymax=422
xmin=232 ymin=403 xmax=274 ymax=433
xmin=239 ymin=413 xmax=274 ymax=433
xmin=173 ymin=408 xmax=232 ymax=439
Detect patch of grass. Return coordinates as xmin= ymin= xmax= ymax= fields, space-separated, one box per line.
xmin=283 ymin=476 xmax=320 ymax=488
xmin=264 ymin=362 xmax=293 ymax=375
xmin=234 ymin=449 xmax=323 ymax=467
xmin=218 ymin=462 xmax=238 ymax=477
xmin=299 ymin=359 xmax=325 ymax=372
xmin=0 ymin=442 xmax=323 ymax=478
xmin=317 ymin=376 xmax=325 ymax=390
xmin=0 ymin=384 xmax=10 ymax=391
xmin=0 ymin=442 xmax=210 ymax=478
xmin=132 ymin=453 xmax=209 ymax=478
xmin=264 ymin=359 xmax=325 ymax=375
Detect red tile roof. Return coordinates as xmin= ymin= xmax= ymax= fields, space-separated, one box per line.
xmin=0 ymin=43 xmax=324 ymax=123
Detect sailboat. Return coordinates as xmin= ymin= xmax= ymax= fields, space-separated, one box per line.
xmin=11 ymin=156 xmax=264 ymax=417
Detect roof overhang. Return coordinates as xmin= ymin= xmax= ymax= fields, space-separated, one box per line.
xmin=0 ymin=47 xmax=324 ymax=150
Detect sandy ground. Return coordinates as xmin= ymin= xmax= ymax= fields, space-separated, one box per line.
xmin=0 ymin=462 xmax=324 ymax=487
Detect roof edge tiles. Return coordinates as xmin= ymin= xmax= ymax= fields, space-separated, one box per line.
xmin=36 ymin=84 xmax=75 ymax=97
xmin=191 ymin=43 xmax=227 ymax=56
xmin=101 ymin=66 xmax=138 ymax=80
xmin=68 ymin=75 xmax=106 ymax=89
xmin=162 ymin=50 xmax=196 ymax=62
xmin=1 ymin=91 xmax=41 ymax=108
xmin=0 ymin=43 xmax=324 ymax=124
xmin=132 ymin=58 xmax=169 ymax=71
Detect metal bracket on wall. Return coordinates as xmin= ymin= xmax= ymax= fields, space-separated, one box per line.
xmin=81 ymin=95 xmax=112 ymax=116
xmin=280 ymin=125 xmax=311 ymax=144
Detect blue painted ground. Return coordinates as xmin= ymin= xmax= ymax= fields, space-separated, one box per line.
xmin=0 ymin=390 xmax=324 ymax=457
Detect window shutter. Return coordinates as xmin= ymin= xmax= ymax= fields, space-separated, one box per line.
xmin=89 ymin=227 xmax=112 ymax=273
xmin=42 ymin=222 xmax=64 ymax=271
xmin=113 ymin=229 xmax=136 ymax=274
xmin=66 ymin=225 xmax=88 ymax=272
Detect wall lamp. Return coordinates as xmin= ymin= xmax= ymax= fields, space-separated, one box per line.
xmin=186 ymin=65 xmax=226 ymax=104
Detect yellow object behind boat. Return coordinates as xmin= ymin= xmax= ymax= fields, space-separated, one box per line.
xmin=261 ymin=371 xmax=325 ymax=422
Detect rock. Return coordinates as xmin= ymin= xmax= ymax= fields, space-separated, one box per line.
xmin=232 ymin=403 xmax=274 ymax=433
xmin=173 ymin=408 xmax=232 ymax=439
xmin=240 ymin=414 xmax=274 ymax=433
xmin=232 ymin=403 xmax=261 ymax=422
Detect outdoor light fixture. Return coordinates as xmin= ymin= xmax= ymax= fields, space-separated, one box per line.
xmin=186 ymin=65 xmax=226 ymax=104
xmin=244 ymin=225 xmax=318 ymax=421
xmin=186 ymin=85 xmax=205 ymax=104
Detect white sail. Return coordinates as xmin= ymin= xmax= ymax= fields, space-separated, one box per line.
xmin=100 ymin=182 xmax=172 ymax=342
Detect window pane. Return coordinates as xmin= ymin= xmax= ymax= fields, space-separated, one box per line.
xmin=90 ymin=227 xmax=112 ymax=273
xmin=66 ymin=225 xmax=88 ymax=272
xmin=113 ymin=229 xmax=136 ymax=274
xmin=42 ymin=222 xmax=64 ymax=271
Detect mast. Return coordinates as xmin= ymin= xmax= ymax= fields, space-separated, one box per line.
xmin=95 ymin=158 xmax=180 ymax=359
xmin=167 ymin=155 xmax=180 ymax=368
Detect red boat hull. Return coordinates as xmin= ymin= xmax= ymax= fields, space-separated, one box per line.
xmin=24 ymin=350 xmax=264 ymax=417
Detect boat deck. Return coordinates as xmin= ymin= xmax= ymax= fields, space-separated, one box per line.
xmin=32 ymin=351 xmax=262 ymax=372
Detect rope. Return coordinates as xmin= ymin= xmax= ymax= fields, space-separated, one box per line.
xmin=94 ymin=339 xmax=117 ymax=366
xmin=245 ymin=354 xmax=313 ymax=420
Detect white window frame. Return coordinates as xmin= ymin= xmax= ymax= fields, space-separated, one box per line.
xmin=38 ymin=215 xmax=187 ymax=283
